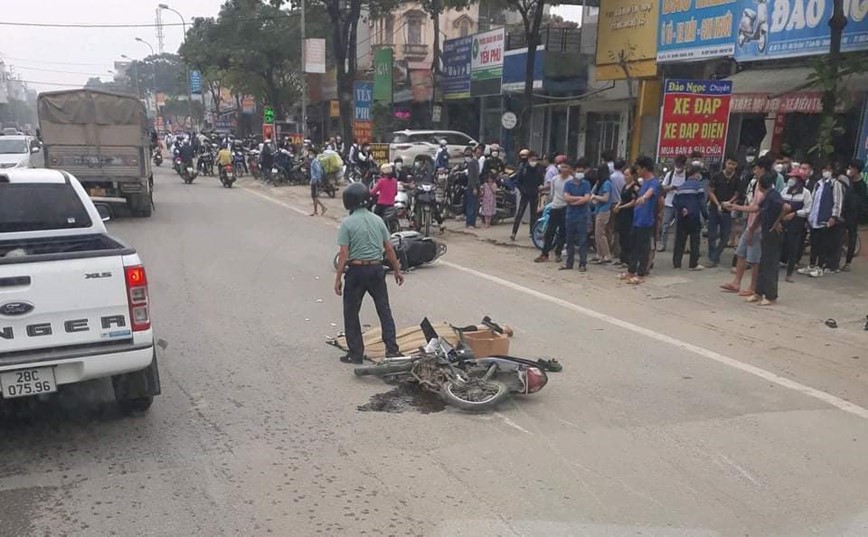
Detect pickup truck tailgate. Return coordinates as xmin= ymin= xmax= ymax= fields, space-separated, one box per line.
xmin=0 ymin=255 xmax=131 ymax=355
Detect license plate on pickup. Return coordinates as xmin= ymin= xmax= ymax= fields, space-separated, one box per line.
xmin=89 ymin=187 xmax=107 ymax=197
xmin=0 ymin=367 xmax=57 ymax=399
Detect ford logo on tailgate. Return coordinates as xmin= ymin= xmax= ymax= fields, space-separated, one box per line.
xmin=0 ymin=302 xmax=34 ymax=316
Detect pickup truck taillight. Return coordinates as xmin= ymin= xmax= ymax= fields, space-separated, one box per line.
xmin=124 ymin=265 xmax=150 ymax=332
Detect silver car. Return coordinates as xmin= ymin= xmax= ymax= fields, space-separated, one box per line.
xmin=388 ymin=130 xmax=477 ymax=169
xmin=0 ymin=135 xmax=43 ymax=169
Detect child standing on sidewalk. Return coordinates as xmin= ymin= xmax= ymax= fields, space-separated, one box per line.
xmin=480 ymin=174 xmax=498 ymax=227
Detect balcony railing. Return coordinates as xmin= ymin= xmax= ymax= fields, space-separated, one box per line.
xmin=402 ymin=43 xmax=429 ymax=59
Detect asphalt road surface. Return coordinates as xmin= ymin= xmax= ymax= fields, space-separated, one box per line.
xmin=2 ymin=168 xmax=867 ymax=536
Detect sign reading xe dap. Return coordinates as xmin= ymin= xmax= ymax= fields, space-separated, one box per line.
xmin=657 ymin=79 xmax=733 ymax=161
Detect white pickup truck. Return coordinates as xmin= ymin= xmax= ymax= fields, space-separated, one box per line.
xmin=0 ymin=168 xmax=159 ymax=413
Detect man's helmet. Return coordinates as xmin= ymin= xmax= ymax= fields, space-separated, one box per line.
xmin=439 ymin=139 xmax=448 ymax=147
xmin=342 ymin=182 xmax=371 ymax=212
xmin=380 ymin=163 xmax=394 ymax=174
xmin=519 ymin=148 xmax=530 ymax=158
xmin=483 ymin=145 xmax=491 ymax=156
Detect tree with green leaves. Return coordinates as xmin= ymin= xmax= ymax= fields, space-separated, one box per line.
xmin=126 ymin=54 xmax=187 ymax=97
xmin=505 ymin=0 xmax=549 ymax=148
xmin=807 ymin=0 xmax=867 ymax=163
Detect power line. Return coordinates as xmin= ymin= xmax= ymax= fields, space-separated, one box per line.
xmin=9 ymin=65 xmax=111 ymax=77
xmin=0 ymin=56 xmax=109 ymax=67
xmin=0 ymin=21 xmax=187 ymax=29
xmin=13 ymin=79 xmax=91 ymax=88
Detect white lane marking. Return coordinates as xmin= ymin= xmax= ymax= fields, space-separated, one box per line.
xmin=244 ymin=185 xmax=868 ymax=421
xmin=494 ymin=412 xmax=533 ymax=435
xmin=242 ymin=185 xmax=317 ymax=218
xmin=441 ymin=261 xmax=868 ymax=421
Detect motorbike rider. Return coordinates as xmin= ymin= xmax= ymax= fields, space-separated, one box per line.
xmin=371 ymin=163 xmax=398 ymax=218
xmin=216 ymin=143 xmax=233 ymax=178
xmin=260 ymin=138 xmax=275 ymax=177
xmin=511 ymin=149 xmax=544 ymax=241
xmin=355 ymin=142 xmax=374 ymax=182
xmin=179 ymin=138 xmax=196 ymax=171
xmin=335 ymin=135 xmax=346 ymax=157
xmin=394 ymin=157 xmax=411 ymax=184
xmin=483 ymin=144 xmax=505 ymax=182
xmin=334 ymin=182 xmax=404 ymax=364
xmin=434 ymin=139 xmax=450 ymax=171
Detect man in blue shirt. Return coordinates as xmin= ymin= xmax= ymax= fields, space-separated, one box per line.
xmin=622 ymin=156 xmax=661 ymax=284
xmin=560 ymin=158 xmax=592 ymax=271
xmin=672 ymin=164 xmax=707 ymax=270
xmin=750 ymin=174 xmax=790 ymax=306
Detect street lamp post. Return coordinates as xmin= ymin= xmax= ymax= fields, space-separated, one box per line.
xmin=135 ymin=37 xmax=158 ymax=116
xmin=158 ymin=3 xmax=194 ymax=128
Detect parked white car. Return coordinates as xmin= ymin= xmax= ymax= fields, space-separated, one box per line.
xmin=0 ymin=135 xmax=43 ymax=169
xmin=387 ymin=130 xmax=477 ymax=169
xmin=0 ymin=169 xmax=159 ymax=413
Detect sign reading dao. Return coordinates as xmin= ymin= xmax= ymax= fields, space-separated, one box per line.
xmin=657 ymin=79 xmax=732 ymax=161
xmin=263 ymin=106 xmax=275 ymax=124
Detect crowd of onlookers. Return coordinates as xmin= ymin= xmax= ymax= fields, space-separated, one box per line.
xmin=493 ymin=148 xmax=867 ymax=306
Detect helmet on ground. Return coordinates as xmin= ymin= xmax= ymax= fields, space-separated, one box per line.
xmin=439 ymin=139 xmax=448 ymax=147
xmin=519 ymin=148 xmax=530 ymax=158
xmin=342 ymin=182 xmax=371 ymax=212
xmin=380 ymin=163 xmax=394 ymax=174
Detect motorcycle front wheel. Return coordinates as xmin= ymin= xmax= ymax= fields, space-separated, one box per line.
xmin=422 ymin=209 xmax=432 ymax=237
xmin=440 ymin=379 xmax=510 ymax=411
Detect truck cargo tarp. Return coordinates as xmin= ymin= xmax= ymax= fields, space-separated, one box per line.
xmin=37 ymin=90 xmax=147 ymax=127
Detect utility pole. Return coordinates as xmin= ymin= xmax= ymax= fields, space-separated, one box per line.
xmin=159 ymin=4 xmax=194 ymax=128
xmin=135 ymin=38 xmax=158 ymax=116
xmin=301 ymin=0 xmax=307 ymax=139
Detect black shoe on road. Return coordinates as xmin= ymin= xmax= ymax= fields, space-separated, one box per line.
xmin=340 ymin=354 xmax=364 ymax=364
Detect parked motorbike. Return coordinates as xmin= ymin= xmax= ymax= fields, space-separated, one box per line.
xmin=198 ymin=150 xmax=215 ymax=177
xmin=491 ymin=172 xmax=518 ymax=225
xmin=737 ymin=0 xmax=769 ymax=53
xmin=233 ymin=149 xmax=247 ymax=177
xmin=248 ymin=150 xmax=261 ymax=179
xmin=413 ymin=182 xmax=438 ymax=237
xmin=333 ymin=231 xmax=446 ymax=272
xmin=353 ymin=318 xmax=560 ymax=412
xmin=219 ymin=163 xmax=236 ymax=188
xmin=446 ymin=165 xmax=468 ymax=218
xmin=152 ymin=148 xmax=163 ymax=167
xmin=394 ymin=183 xmax=411 ymax=231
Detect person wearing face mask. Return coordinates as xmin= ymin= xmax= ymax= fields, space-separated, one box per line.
xmin=561 ymin=158 xmax=593 ymax=271
xmin=393 ymin=158 xmax=410 ymax=183
xmin=804 ymin=163 xmax=845 ymax=277
xmin=658 ymin=154 xmax=688 ymax=252
xmin=780 ymin=168 xmax=813 ymax=281
xmin=842 ymin=159 xmax=867 ymax=271
xmin=511 ymin=149 xmax=544 ymax=241
xmin=483 ymin=145 xmax=505 ymax=181
xmin=463 ymin=147 xmax=480 ymax=228
xmin=434 ymin=139 xmax=450 ymax=171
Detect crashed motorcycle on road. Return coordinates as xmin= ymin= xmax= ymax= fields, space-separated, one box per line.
xmin=353 ymin=318 xmax=560 ymax=412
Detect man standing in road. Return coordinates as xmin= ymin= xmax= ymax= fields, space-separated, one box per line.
xmin=620 ymin=156 xmax=661 ymax=285
xmin=706 ymin=155 xmax=740 ymax=267
xmin=658 ymin=154 xmax=687 ymax=252
xmin=842 ymin=159 xmax=867 ymax=271
xmin=560 ymin=158 xmax=592 ymax=272
xmin=464 ymin=146 xmax=480 ymax=228
xmin=511 ymin=149 xmax=544 ymax=241
xmin=334 ymin=183 xmax=404 ymax=364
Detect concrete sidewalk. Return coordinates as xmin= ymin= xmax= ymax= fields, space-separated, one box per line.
xmin=242 ymin=178 xmax=868 ymax=335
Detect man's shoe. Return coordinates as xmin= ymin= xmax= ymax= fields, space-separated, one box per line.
xmin=555 ymin=255 xmax=563 ymax=263
xmin=797 ymin=265 xmax=815 ymax=275
xmin=841 ymin=263 xmax=851 ymax=272
xmin=534 ymin=254 xmax=549 ymax=263
xmin=808 ymin=268 xmax=824 ymax=278
xmin=339 ymin=354 xmax=364 ymax=364
xmin=385 ymin=351 xmax=402 ymax=358
xmin=578 ymin=265 xmax=587 ymax=272
xmin=692 ymin=264 xmax=705 ymax=271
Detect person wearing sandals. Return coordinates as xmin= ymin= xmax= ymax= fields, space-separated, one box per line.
xmin=720 ymin=156 xmax=773 ymax=296
xmin=590 ymin=164 xmax=614 ymax=264
xmin=614 ymin=165 xmax=640 ymax=267
xmin=620 ymin=156 xmax=661 ymax=285
xmin=747 ymin=174 xmax=791 ymax=306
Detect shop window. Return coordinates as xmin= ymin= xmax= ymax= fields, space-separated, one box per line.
xmin=459 ymin=20 xmax=471 ymax=37
xmin=585 ymin=112 xmax=621 ymax=164
xmin=383 ymin=15 xmax=395 ymax=45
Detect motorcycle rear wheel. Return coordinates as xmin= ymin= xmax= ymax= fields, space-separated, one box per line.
xmin=441 ymin=379 xmax=510 ymax=411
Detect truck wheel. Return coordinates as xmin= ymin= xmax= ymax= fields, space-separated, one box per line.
xmin=129 ymin=193 xmax=153 ymax=217
xmin=113 ymin=350 xmax=161 ymax=415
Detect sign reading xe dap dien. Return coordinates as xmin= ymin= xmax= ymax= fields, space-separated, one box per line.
xmin=657 ymin=79 xmax=733 ymax=161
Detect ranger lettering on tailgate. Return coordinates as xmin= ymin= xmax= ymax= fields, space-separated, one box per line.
xmin=0 ymin=315 xmax=127 ymax=341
